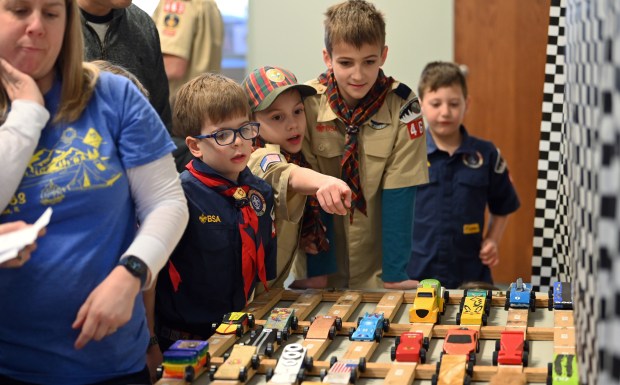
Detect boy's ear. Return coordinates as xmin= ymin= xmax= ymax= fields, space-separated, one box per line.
xmin=464 ymin=96 xmax=472 ymax=113
xmin=380 ymin=45 xmax=388 ymax=66
xmin=322 ymin=49 xmax=333 ymax=69
xmin=186 ymin=137 xmax=203 ymax=158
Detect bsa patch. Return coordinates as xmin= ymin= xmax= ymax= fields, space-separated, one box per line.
xmin=164 ymin=14 xmax=179 ymax=28
xmin=369 ymin=120 xmax=387 ymax=130
xmin=249 ymin=190 xmax=266 ymax=216
xmin=494 ymin=149 xmax=507 ymax=174
xmin=260 ymin=153 xmax=283 ymax=172
xmin=463 ymin=223 xmax=481 ymax=234
xmin=462 ymin=151 xmax=484 ymax=169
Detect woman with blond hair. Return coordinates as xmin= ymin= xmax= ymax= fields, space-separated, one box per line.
xmin=0 ymin=0 xmax=188 ymax=383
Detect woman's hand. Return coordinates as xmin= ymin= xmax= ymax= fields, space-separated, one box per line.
xmin=72 ymin=266 xmax=142 ymax=349
xmin=0 ymin=58 xmax=44 ymax=105
xmin=0 ymin=221 xmax=45 ymax=268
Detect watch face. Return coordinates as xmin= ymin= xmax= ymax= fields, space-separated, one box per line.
xmin=121 ymin=256 xmax=147 ymax=286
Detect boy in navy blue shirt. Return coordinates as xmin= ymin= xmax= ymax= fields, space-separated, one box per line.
xmin=154 ymin=73 xmax=276 ymax=350
xmin=407 ymin=62 xmax=520 ymax=289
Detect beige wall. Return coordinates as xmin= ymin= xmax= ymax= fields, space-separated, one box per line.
xmin=247 ymin=0 xmax=454 ymax=92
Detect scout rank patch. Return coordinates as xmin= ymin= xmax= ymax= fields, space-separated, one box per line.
xmin=399 ymin=97 xmax=425 ymax=140
xmin=260 ymin=153 xmax=283 ymax=172
xmin=462 ymin=151 xmax=484 ymax=169
xmin=494 ymin=149 xmax=507 ymax=174
xmin=249 ymin=190 xmax=266 ymax=216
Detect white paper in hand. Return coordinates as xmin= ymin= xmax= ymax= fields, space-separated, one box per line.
xmin=0 ymin=207 xmax=52 ymax=263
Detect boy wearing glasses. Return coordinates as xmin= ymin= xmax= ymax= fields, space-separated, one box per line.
xmin=153 ymin=73 xmax=277 ymax=351
xmin=242 ymin=66 xmax=352 ymax=290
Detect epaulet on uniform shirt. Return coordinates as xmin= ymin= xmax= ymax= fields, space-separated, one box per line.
xmin=394 ymin=83 xmax=412 ymax=100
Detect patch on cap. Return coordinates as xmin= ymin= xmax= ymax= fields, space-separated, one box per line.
xmin=266 ymin=68 xmax=286 ymax=83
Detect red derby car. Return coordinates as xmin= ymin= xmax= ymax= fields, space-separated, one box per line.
xmin=493 ymin=330 xmax=529 ymax=366
xmin=391 ymin=332 xmax=429 ymax=363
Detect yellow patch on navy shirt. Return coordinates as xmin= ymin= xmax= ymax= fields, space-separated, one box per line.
xmin=463 ymin=223 xmax=481 ymax=234
xmin=199 ymin=214 xmax=221 ymax=223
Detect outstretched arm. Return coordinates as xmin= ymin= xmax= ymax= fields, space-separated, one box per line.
xmin=288 ymin=167 xmax=351 ymax=215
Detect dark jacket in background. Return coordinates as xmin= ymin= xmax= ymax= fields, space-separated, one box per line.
xmin=80 ymin=4 xmax=193 ymax=171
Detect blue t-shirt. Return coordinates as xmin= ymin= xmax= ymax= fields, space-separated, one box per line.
xmin=0 ymin=72 xmax=175 ymax=384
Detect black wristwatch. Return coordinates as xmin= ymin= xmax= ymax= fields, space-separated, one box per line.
xmin=118 ymin=256 xmax=148 ymax=288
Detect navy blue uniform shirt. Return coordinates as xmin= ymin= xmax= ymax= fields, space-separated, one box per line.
xmin=407 ymin=126 xmax=520 ymax=289
xmin=156 ymin=159 xmax=276 ymax=337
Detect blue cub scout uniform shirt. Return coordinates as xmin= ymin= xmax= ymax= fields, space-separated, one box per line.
xmin=155 ymin=160 xmax=276 ymax=337
xmin=407 ymin=126 xmax=520 ymax=289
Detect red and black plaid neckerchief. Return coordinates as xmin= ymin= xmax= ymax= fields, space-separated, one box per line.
xmin=253 ymin=138 xmax=330 ymax=253
xmin=318 ymin=69 xmax=394 ymax=223
xmin=282 ymin=151 xmax=330 ymax=253
xmin=176 ymin=160 xmax=268 ymax=301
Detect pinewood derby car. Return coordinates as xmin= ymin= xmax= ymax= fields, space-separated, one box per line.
xmin=442 ymin=327 xmax=479 ymax=365
xmin=548 ymin=281 xmax=573 ymax=310
xmin=303 ymin=315 xmax=343 ymax=340
xmin=456 ymin=295 xmax=488 ymax=326
xmin=348 ymin=312 xmax=389 ymax=342
xmin=264 ymin=307 xmax=298 ymax=341
xmin=319 ymin=356 xmax=367 ymax=384
xmin=409 ymin=278 xmax=449 ymax=324
xmin=492 ymin=330 xmax=529 ymax=366
xmin=247 ymin=326 xmax=278 ymax=357
xmin=212 ymin=312 xmax=255 ymax=337
xmin=264 ymin=343 xmax=313 ymax=384
xmin=391 ymin=331 xmax=428 ymax=363
xmin=546 ymin=353 xmax=579 ymax=385
xmin=157 ymin=340 xmax=210 ymax=382
xmin=208 ymin=344 xmax=259 ymax=382
xmin=505 ymin=278 xmax=536 ymax=312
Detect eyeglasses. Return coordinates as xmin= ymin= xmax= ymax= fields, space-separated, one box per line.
xmin=192 ymin=122 xmax=260 ymax=146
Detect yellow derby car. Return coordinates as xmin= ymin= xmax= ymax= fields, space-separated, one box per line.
xmin=456 ymin=295 xmax=488 ymax=326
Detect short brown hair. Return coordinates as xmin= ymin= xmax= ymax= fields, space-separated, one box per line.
xmin=418 ymin=61 xmax=468 ymax=100
xmin=90 ymin=60 xmax=150 ymax=98
xmin=173 ymin=73 xmax=250 ymax=138
xmin=324 ymin=0 xmax=386 ymax=55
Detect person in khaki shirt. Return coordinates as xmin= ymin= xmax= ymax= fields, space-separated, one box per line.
xmin=302 ymin=0 xmax=429 ymax=289
xmin=153 ymin=0 xmax=224 ymax=101
xmin=243 ymin=66 xmax=352 ymax=290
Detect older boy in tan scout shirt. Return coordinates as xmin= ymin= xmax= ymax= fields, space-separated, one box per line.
xmin=154 ymin=0 xmax=224 ymax=100
xmin=302 ymin=0 xmax=429 ymax=289
xmin=243 ymin=66 xmax=352 ymax=290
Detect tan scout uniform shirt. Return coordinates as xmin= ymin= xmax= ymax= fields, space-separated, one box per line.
xmin=302 ymin=79 xmax=429 ymax=289
xmin=154 ymin=0 xmax=224 ymax=99
xmin=248 ymin=145 xmax=308 ymax=290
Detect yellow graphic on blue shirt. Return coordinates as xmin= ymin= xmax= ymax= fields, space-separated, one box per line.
xmin=21 ymin=127 xmax=122 ymax=205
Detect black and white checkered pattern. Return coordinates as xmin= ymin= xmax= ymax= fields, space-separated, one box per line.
xmin=532 ymin=0 xmax=608 ymax=382
xmin=531 ymin=0 xmax=568 ymax=292
xmin=595 ymin=2 xmax=620 ymax=384
xmin=564 ymin=0 xmax=605 ymax=383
